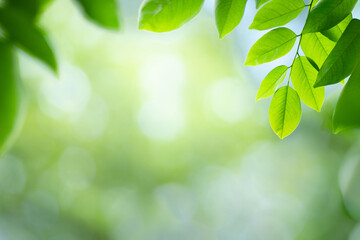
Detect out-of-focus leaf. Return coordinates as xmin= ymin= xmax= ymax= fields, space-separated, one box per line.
xmin=6 ymin=0 xmax=52 ymax=20
xmin=245 ymin=27 xmax=296 ymax=66
xmin=75 ymin=0 xmax=120 ymax=29
xmin=291 ymin=56 xmax=324 ymax=111
xmin=215 ymin=0 xmax=247 ymax=39
xmin=303 ymin=0 xmax=357 ymax=33
xmin=249 ymin=0 xmax=305 ymax=30
xmin=0 ymin=41 xmax=21 ymax=153
xmin=269 ymin=86 xmax=301 ymax=139
xmin=256 ymin=65 xmax=287 ymax=101
xmin=321 ymin=14 xmax=352 ymax=42
xmin=301 ymin=32 xmax=335 ymax=68
xmin=138 ymin=0 xmax=204 ymax=32
xmin=0 ymin=8 xmax=57 ymax=72
xmin=314 ymin=19 xmax=360 ymax=87
xmin=333 ymin=63 xmax=360 ymax=133
xmin=255 ymin=0 xmax=270 ymax=9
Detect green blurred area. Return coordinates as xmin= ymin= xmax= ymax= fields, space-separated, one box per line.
xmin=1 ymin=0 xmax=360 ymax=239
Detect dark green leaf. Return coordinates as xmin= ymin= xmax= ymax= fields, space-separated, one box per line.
xmin=0 ymin=8 xmax=57 ymax=72
xmin=321 ymin=14 xmax=352 ymax=42
xmin=215 ymin=0 xmax=247 ymax=38
xmin=6 ymin=0 xmax=52 ymax=20
xmin=291 ymin=56 xmax=325 ymax=111
xmin=245 ymin=27 xmax=297 ymax=66
xmin=314 ymin=19 xmax=360 ymax=87
xmin=301 ymin=32 xmax=335 ymax=68
xmin=302 ymin=0 xmax=357 ymax=34
xmin=256 ymin=65 xmax=288 ymax=101
xmin=307 ymin=57 xmax=320 ymax=71
xmin=249 ymin=0 xmax=305 ymax=30
xmin=269 ymin=86 xmax=301 ymax=139
xmin=333 ymin=63 xmax=360 ymax=133
xmin=75 ymin=0 xmax=120 ymax=29
xmin=138 ymin=0 xmax=204 ymax=32
xmin=0 ymin=41 xmax=21 ymax=153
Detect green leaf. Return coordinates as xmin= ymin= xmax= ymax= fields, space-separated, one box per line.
xmin=256 ymin=65 xmax=288 ymax=101
xmin=333 ymin=63 xmax=360 ymax=133
xmin=302 ymin=0 xmax=357 ymax=34
xmin=245 ymin=27 xmax=297 ymax=66
xmin=321 ymin=14 xmax=352 ymax=42
xmin=249 ymin=0 xmax=305 ymax=30
xmin=75 ymin=0 xmax=120 ymax=29
xmin=269 ymin=86 xmax=301 ymax=139
xmin=291 ymin=56 xmax=325 ymax=111
xmin=0 ymin=8 xmax=57 ymax=72
xmin=138 ymin=0 xmax=204 ymax=32
xmin=314 ymin=19 xmax=360 ymax=87
xmin=6 ymin=0 xmax=52 ymax=20
xmin=301 ymin=32 xmax=335 ymax=68
xmin=215 ymin=0 xmax=247 ymax=38
xmin=310 ymin=0 xmax=321 ymax=9
xmin=255 ymin=0 xmax=270 ymax=9
xmin=307 ymin=57 xmax=320 ymax=71
xmin=0 ymin=41 xmax=21 ymax=153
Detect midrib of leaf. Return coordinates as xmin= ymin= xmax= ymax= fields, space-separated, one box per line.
xmin=253 ymin=5 xmax=304 ymax=29
xmin=280 ymin=86 xmax=290 ymax=138
xmin=255 ymin=35 xmax=297 ymax=61
xmin=315 ymin=34 xmax=331 ymax=55
xmin=298 ymin=57 xmax=319 ymax=110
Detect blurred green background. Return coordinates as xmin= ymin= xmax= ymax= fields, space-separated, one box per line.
xmin=2 ymin=0 xmax=360 ymax=239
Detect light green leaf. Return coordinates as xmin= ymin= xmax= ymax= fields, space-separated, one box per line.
xmin=0 ymin=8 xmax=57 ymax=72
xmin=249 ymin=0 xmax=305 ymax=30
xmin=291 ymin=56 xmax=325 ymax=111
xmin=314 ymin=19 xmax=360 ymax=87
xmin=215 ymin=0 xmax=247 ymax=39
xmin=269 ymin=86 xmax=301 ymax=139
xmin=255 ymin=0 xmax=270 ymax=9
xmin=75 ymin=0 xmax=120 ymax=29
xmin=301 ymin=32 xmax=335 ymax=68
xmin=6 ymin=0 xmax=52 ymax=20
xmin=0 ymin=41 xmax=22 ymax=153
xmin=245 ymin=27 xmax=297 ymax=66
xmin=321 ymin=14 xmax=352 ymax=42
xmin=303 ymin=0 xmax=357 ymax=34
xmin=139 ymin=0 xmax=204 ymax=32
xmin=333 ymin=63 xmax=360 ymax=133
xmin=256 ymin=65 xmax=288 ymax=101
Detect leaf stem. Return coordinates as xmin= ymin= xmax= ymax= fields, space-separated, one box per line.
xmin=287 ymin=0 xmax=314 ymax=84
